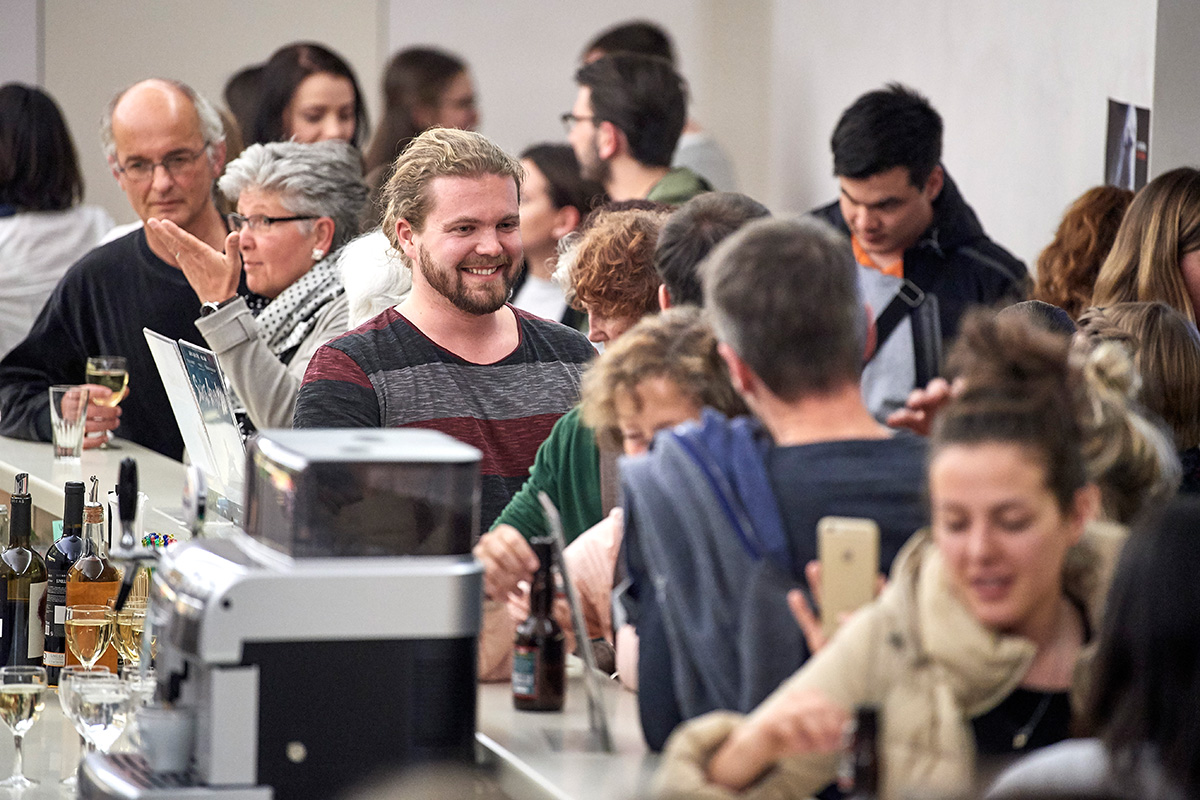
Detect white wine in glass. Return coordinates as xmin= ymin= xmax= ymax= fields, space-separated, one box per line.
xmin=0 ymin=666 xmax=47 ymax=788
xmin=85 ymin=356 xmax=128 ymax=407
xmin=65 ymin=605 xmax=114 ymax=670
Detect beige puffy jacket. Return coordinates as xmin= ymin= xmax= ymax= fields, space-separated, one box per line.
xmin=653 ymin=523 xmax=1125 ymax=800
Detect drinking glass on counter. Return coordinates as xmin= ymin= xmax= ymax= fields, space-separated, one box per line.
xmin=0 ymin=665 xmax=48 ymax=788
xmin=66 ymin=604 xmax=115 ymax=670
xmin=48 ymin=385 xmax=89 ymax=461
xmin=113 ymin=601 xmax=147 ymax=666
xmin=70 ymin=675 xmax=131 ymax=754
xmin=85 ymin=355 xmax=128 ymax=449
xmin=59 ymin=665 xmax=111 ymax=787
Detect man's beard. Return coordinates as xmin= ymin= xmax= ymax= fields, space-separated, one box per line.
xmin=578 ymin=135 xmax=611 ymax=185
xmin=417 ymin=243 xmax=522 ymax=316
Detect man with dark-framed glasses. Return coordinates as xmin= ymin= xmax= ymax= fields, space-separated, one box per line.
xmin=0 ymin=79 xmax=245 ymax=460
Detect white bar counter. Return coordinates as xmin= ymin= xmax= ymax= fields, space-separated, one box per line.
xmin=0 ymin=434 xmax=190 ymax=543
xmin=476 ymin=676 xmax=657 ymax=800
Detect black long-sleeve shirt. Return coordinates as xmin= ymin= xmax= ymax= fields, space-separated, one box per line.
xmin=0 ymin=229 xmax=208 ymax=460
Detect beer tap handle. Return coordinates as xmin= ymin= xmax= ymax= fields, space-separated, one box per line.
xmin=118 ymin=458 xmax=138 ymax=550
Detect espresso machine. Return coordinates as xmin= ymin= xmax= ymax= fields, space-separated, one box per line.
xmin=80 ymin=429 xmax=485 ymax=800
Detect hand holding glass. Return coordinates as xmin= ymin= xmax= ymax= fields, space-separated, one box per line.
xmin=0 ymin=666 xmax=47 ymax=788
xmin=85 ymin=356 xmax=128 ymax=407
xmin=49 ymin=385 xmax=89 ymax=461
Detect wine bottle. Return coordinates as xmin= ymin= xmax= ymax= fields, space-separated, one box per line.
xmin=838 ymin=705 xmax=881 ymax=799
xmin=64 ymin=477 xmax=121 ymax=671
xmin=43 ymin=481 xmax=85 ymax=684
xmin=0 ymin=474 xmax=49 ymax=667
xmin=512 ymin=539 xmax=565 ymax=711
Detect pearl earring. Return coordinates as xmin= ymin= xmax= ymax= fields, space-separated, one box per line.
xmin=312 ymin=248 xmax=326 ymax=261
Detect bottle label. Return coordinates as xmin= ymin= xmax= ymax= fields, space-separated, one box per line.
xmin=45 ymin=570 xmax=67 ymax=639
xmin=43 ymin=651 xmax=64 ymax=667
xmin=512 ymin=645 xmax=538 ymax=699
xmin=27 ymin=582 xmax=45 ymax=659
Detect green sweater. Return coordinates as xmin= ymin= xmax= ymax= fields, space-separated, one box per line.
xmin=646 ymin=166 xmax=712 ymax=206
xmin=490 ymin=406 xmax=602 ymax=544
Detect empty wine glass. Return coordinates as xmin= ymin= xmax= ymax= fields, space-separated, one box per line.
xmin=70 ymin=675 xmax=130 ymax=754
xmin=66 ymin=604 xmax=114 ymax=669
xmin=0 ymin=665 xmax=48 ymax=788
xmin=119 ymin=665 xmax=156 ymax=750
xmin=58 ymin=665 xmax=110 ymax=787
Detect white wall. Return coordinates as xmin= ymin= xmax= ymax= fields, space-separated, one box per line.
xmin=0 ymin=0 xmax=40 ymax=86
xmin=42 ymin=0 xmax=383 ymax=224
xmin=1151 ymin=0 xmax=1200 ymax=176
xmin=383 ymin=0 xmax=772 ymax=198
xmin=769 ymin=0 xmax=1157 ymax=269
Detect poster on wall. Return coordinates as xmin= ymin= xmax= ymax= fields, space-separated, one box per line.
xmin=1105 ymin=99 xmax=1150 ymax=191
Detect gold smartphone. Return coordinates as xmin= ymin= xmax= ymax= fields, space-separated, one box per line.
xmin=817 ymin=516 xmax=880 ymax=638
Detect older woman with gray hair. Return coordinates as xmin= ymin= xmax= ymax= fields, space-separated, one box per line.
xmin=146 ymin=139 xmax=366 ymax=428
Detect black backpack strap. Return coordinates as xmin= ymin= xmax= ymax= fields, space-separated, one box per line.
xmin=868 ymin=278 xmax=926 ymax=363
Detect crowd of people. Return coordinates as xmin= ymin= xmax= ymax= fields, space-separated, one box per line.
xmin=2 ymin=17 xmax=1200 ymax=800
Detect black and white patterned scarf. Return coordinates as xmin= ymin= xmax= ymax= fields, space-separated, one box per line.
xmin=255 ymin=256 xmax=344 ymax=364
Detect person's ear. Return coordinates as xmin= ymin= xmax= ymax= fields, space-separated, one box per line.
xmin=597 ymin=121 xmax=622 ymax=160
xmin=1069 ymin=484 xmax=1103 ymax=544
xmin=412 ymin=104 xmax=436 ymax=130
xmin=923 ymin=164 xmax=944 ymax=202
xmin=717 ymin=342 xmax=755 ymax=397
xmin=658 ymin=284 xmax=672 ymax=311
xmin=311 ymin=217 xmax=336 ymax=255
xmin=396 ymin=218 xmax=419 ymax=263
xmin=551 ymin=206 xmax=580 ymax=241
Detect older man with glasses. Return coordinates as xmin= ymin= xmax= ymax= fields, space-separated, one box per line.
xmin=0 ymin=79 xmax=247 ymax=460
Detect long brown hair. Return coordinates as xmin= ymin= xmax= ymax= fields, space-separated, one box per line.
xmin=1033 ymin=185 xmax=1133 ymax=318
xmin=1092 ymin=167 xmax=1200 ymax=322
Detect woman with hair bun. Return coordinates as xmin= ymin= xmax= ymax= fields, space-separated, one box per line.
xmin=655 ymin=311 xmax=1145 ymax=800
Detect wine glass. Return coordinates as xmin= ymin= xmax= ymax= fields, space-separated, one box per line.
xmin=0 ymin=665 xmax=48 ymax=788
xmin=58 ymin=665 xmax=110 ymax=787
xmin=113 ymin=602 xmax=146 ymax=666
xmin=85 ymin=355 xmax=128 ymax=449
xmin=69 ymin=675 xmax=130 ymax=754
xmin=65 ymin=604 xmax=115 ymax=669
xmin=119 ymin=665 xmax=156 ymax=750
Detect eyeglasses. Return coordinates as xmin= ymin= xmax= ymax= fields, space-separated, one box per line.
xmin=226 ymin=213 xmax=318 ymax=233
xmin=115 ymin=145 xmax=209 ymax=183
xmin=560 ymin=112 xmax=596 ymax=134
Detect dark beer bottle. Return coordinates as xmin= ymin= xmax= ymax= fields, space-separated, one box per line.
xmin=512 ymin=539 xmax=565 ymax=711
xmin=838 ymin=705 xmax=881 ymax=799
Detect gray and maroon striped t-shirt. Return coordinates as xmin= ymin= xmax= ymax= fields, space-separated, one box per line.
xmin=294 ymin=305 xmax=595 ymax=530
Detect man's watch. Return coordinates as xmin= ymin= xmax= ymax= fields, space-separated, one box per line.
xmin=199 ymin=296 xmax=238 ymax=317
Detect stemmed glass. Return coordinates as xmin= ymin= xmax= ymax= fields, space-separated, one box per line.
xmin=70 ymin=676 xmax=131 ymax=755
xmin=58 ymin=665 xmax=111 ymax=787
xmin=85 ymin=355 xmax=128 ymax=449
xmin=0 ymin=665 xmax=48 ymax=788
xmin=66 ymin=604 xmax=115 ymax=669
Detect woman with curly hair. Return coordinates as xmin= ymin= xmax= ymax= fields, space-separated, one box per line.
xmin=1032 ymin=186 xmax=1132 ymax=318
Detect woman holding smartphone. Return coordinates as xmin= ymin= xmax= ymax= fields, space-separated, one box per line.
xmin=654 ymin=312 xmax=1158 ymax=800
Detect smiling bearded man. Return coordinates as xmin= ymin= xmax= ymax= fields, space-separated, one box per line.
xmin=294 ymin=128 xmax=595 ymax=530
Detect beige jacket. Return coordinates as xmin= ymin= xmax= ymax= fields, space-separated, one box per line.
xmin=653 ymin=523 xmax=1125 ymax=800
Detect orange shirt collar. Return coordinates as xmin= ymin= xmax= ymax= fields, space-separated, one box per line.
xmin=851 ymin=235 xmax=904 ymax=279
